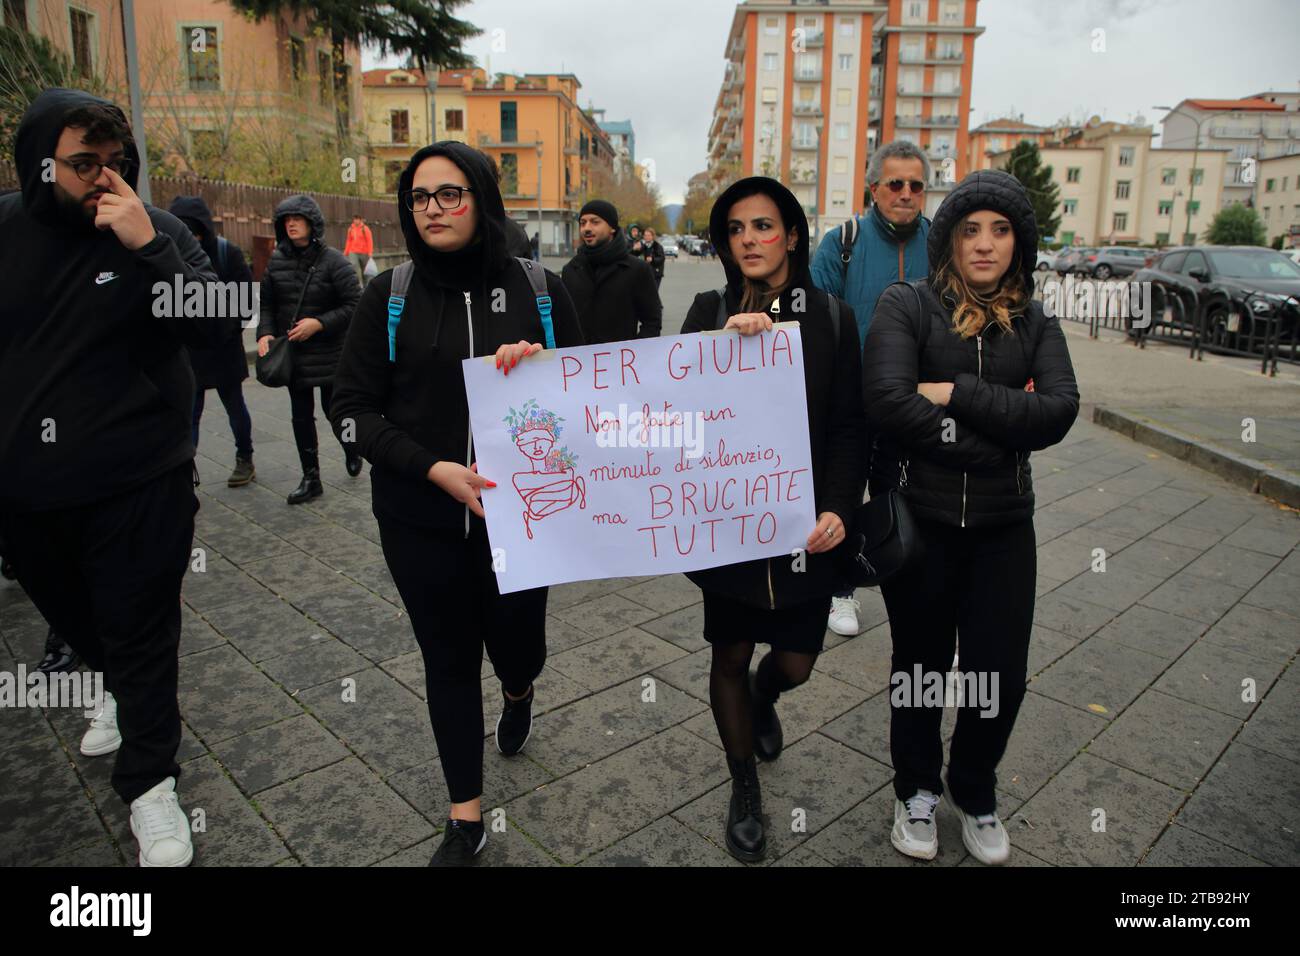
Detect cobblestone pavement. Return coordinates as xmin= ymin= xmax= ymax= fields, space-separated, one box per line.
xmin=1 ymin=258 xmax=1296 ymax=867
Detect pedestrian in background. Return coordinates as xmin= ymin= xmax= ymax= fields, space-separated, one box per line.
xmin=343 ymin=214 xmax=374 ymax=283
xmin=256 ymin=195 xmax=362 ymax=504
xmin=170 ymin=195 xmax=256 ymax=488
xmin=641 ymin=226 xmax=665 ymax=288
xmin=561 ymin=200 xmax=661 ymax=343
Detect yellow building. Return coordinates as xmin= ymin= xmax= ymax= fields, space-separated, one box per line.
xmin=1257 ymin=153 xmax=1300 ymax=249
xmin=363 ymin=67 xmax=434 ymax=196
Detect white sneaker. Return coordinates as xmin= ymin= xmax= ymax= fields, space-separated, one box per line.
xmin=828 ymin=596 xmax=861 ymax=636
xmin=891 ymin=789 xmax=940 ymax=860
xmin=80 ymin=691 xmax=121 ymax=756
xmin=958 ymin=808 xmax=1010 ymax=865
xmin=129 ymin=777 xmax=193 ymax=867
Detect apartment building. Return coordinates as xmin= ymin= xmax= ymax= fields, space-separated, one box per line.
xmin=991 ymin=121 xmax=1228 ymax=247
xmin=1257 ymin=153 xmax=1300 ymax=249
xmin=592 ymin=110 xmax=636 ymax=179
xmin=1159 ymin=95 xmax=1300 ymax=208
xmin=706 ymin=0 xmax=983 ymax=236
xmin=363 ymin=68 xmax=434 ymax=197
xmin=967 ymin=117 xmax=1048 ymax=171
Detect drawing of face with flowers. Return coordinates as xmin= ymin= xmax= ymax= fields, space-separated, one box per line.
xmin=504 ymin=399 xmax=578 ymax=474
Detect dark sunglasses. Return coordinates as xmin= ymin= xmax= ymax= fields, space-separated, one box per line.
xmin=877 ymin=179 xmax=925 ymax=194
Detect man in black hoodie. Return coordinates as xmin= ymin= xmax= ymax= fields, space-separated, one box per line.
xmin=560 ymin=200 xmax=661 ymax=344
xmin=169 ymin=195 xmax=256 ymax=487
xmin=0 ymin=89 xmax=225 ymax=867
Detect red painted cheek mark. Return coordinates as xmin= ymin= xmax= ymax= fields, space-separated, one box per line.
xmin=449 ymin=205 xmax=470 ymax=217
xmin=758 ymin=233 xmax=782 ymax=245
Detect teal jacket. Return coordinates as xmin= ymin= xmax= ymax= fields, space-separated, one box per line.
xmin=811 ymin=206 xmax=930 ymax=348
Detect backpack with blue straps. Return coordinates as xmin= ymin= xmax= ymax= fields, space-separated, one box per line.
xmin=385 ymin=257 xmax=555 ymax=361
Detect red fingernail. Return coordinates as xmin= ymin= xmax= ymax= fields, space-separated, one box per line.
xmin=485 ymin=480 xmax=497 ymax=488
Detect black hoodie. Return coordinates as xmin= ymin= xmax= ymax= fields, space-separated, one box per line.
xmin=680 ymin=177 xmax=867 ymax=609
xmin=329 ymin=141 xmax=584 ymax=532
xmin=168 ymin=195 xmax=252 ymax=389
xmin=0 ymin=89 xmax=220 ymax=514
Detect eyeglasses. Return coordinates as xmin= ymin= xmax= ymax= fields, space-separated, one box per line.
xmin=401 ymin=185 xmax=474 ymax=212
xmin=876 ymin=179 xmax=926 ymax=195
xmin=58 ymin=156 xmax=134 ymax=184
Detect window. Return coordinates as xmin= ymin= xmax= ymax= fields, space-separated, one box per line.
xmin=389 ymin=109 xmax=409 ymax=144
xmin=384 ymin=161 xmax=404 ymax=194
xmin=764 ymin=17 xmax=779 ymax=35
xmin=798 ymin=84 xmax=815 ymax=103
xmin=1161 ymin=168 xmax=1176 ymax=185
xmin=1263 ymin=206 xmax=1270 ymax=220
xmin=1158 ymin=200 xmax=1173 ymax=215
xmin=836 ymin=88 xmax=851 ymax=106
xmin=69 ymin=7 xmax=93 ymax=77
xmin=942 ymin=0 xmax=961 ymax=23
xmin=1282 ymin=176 xmax=1289 ymax=191
xmin=183 ymin=25 xmax=220 ymax=91
xmin=1154 ymin=232 xmax=1169 ymax=246
xmin=1182 ymin=232 xmax=1197 ymax=245
xmin=796 ymin=52 xmax=819 ymax=79
xmin=834 ymin=123 xmax=849 ymax=140
xmin=794 ymin=122 xmax=816 ymax=148
xmin=445 ymin=109 xmax=464 ymax=131
xmin=1265 ymin=178 xmax=1276 ymax=192
xmin=906 ymin=1 xmax=923 ymax=20
xmin=838 ymin=53 xmax=853 ymax=71
xmin=1066 ymin=167 xmax=1081 ymax=183
xmin=1181 ymin=251 xmax=1207 ymax=275
xmin=318 ymin=50 xmax=331 ymax=103
xmin=289 ymin=37 xmax=305 ymax=83
xmin=1190 ymin=168 xmax=1203 ymax=186
xmin=333 ymin=58 xmax=351 ymax=132
xmin=1060 ymin=231 xmax=1075 ymax=245
xmin=833 ymin=156 xmax=848 ymax=174
xmin=762 ymin=87 xmax=778 ymax=104
xmin=500 ymin=153 xmax=518 ymax=193
xmin=1063 ymin=199 xmax=1077 ymax=215
xmin=763 ymin=53 xmax=778 ymax=72
xmin=500 ymin=101 xmax=517 ymax=141
xmin=1118 ymin=146 xmax=1134 ymax=166
xmin=839 ymin=17 xmax=855 ymax=36
xmin=832 ymin=189 xmax=847 ymax=207
xmin=1115 ymin=180 xmax=1131 ymax=200
xmin=1186 ymin=199 xmax=1201 ymax=215
xmin=1112 ymin=212 xmax=1128 ymax=232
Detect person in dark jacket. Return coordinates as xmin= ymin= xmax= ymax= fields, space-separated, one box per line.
xmin=681 ymin=177 xmax=866 ymax=863
xmin=560 ymin=200 xmax=661 ymax=343
xmin=0 ymin=89 xmax=226 ymax=867
xmin=641 ymin=226 xmax=666 ymax=287
xmin=169 ymin=195 xmax=256 ymax=487
xmin=255 ymin=195 xmax=362 ymax=503
xmin=329 ymin=141 xmax=583 ymax=867
xmin=862 ymin=168 xmax=1079 ymax=865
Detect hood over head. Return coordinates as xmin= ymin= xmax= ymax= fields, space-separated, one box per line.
xmin=14 ymin=88 xmax=141 ymax=228
xmin=168 ymin=195 xmax=218 ymax=263
xmin=273 ymin=194 xmax=326 ymax=252
xmin=396 ymin=140 xmax=512 ymax=288
xmin=927 ymin=169 xmax=1038 ymax=295
xmin=709 ymin=176 xmax=812 ymax=294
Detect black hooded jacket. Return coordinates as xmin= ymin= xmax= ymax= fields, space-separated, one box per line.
xmin=0 ymin=88 xmax=220 ymax=514
xmin=679 ymin=177 xmax=867 ymax=609
xmin=861 ymin=168 xmax=1080 ymax=528
xmin=169 ymin=195 xmax=252 ymax=389
xmin=256 ymin=194 xmax=360 ymax=389
xmin=329 ymin=141 xmax=584 ymax=532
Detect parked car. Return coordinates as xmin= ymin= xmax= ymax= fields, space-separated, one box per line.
xmin=1081 ymin=246 xmax=1150 ymax=279
xmin=1284 ymin=249 xmax=1300 ymax=268
xmin=661 ymin=240 xmax=679 ymax=258
xmin=1053 ymin=247 xmax=1095 ymax=276
xmin=1133 ymin=245 xmax=1300 ymax=348
xmin=1035 ymin=250 xmax=1054 ymax=271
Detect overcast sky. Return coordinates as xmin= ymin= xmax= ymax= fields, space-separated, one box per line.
xmin=366 ymin=0 xmax=1299 ymax=206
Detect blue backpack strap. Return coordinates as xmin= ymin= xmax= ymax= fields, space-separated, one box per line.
xmin=215 ymin=236 xmax=229 ymax=275
xmin=387 ymin=261 xmax=414 ymax=362
xmin=516 ymin=257 xmax=554 ymax=349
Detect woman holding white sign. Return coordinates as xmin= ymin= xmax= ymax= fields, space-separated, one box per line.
xmin=681 ymin=177 xmax=867 ymax=863
xmin=861 ymin=169 xmax=1078 ymax=865
xmin=329 ymin=142 xmax=584 ymax=867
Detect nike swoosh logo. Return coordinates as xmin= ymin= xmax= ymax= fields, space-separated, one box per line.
xmin=95 ymin=273 xmax=119 ymax=285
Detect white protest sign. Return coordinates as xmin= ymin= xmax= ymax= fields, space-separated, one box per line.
xmin=462 ymin=324 xmax=815 ymax=593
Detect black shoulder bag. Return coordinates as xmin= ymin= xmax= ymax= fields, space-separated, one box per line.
xmin=841 ymin=280 xmax=929 ymax=587
xmin=256 ymin=265 xmax=315 ymax=388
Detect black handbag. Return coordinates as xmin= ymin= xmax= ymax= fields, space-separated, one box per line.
xmin=255 ymin=264 xmax=316 ymax=388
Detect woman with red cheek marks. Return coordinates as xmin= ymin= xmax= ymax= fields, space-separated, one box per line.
xmin=679 ymin=177 xmax=867 ymax=862
xmin=329 ymin=142 xmax=584 ymax=866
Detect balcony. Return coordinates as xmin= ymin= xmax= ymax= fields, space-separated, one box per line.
xmin=794 ymin=69 xmax=822 ymax=83
xmin=899 ymin=85 xmax=962 ymax=97
xmin=793 ymin=103 xmax=823 ymax=117
xmin=477 ymin=129 xmax=541 ymax=149
xmin=792 ymin=140 xmax=818 ymax=151
xmin=800 ymin=30 xmax=824 ymax=49
xmin=894 ymin=114 xmax=959 ymax=128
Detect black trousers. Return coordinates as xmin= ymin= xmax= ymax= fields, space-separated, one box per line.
xmin=0 ymin=463 xmax=196 ymax=804
xmin=880 ymin=516 xmax=1036 ymax=815
xmin=288 ymin=382 xmax=334 ymax=460
xmin=376 ymin=513 xmax=547 ymax=805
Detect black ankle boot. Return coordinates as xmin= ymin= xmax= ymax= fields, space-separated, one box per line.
xmin=749 ymin=671 xmax=784 ymax=761
xmin=724 ymin=754 xmax=765 ymax=863
xmin=345 ymin=451 xmax=363 ymax=477
xmin=287 ymin=448 xmax=323 ymax=504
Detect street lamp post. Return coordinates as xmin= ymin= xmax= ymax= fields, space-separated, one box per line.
xmin=537 ymin=145 xmax=544 ymax=256
xmin=120 ymin=0 xmax=150 ymax=203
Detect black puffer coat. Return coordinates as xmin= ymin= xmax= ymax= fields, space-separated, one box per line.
xmin=681 ymin=177 xmax=866 ymax=609
xmin=256 ymin=195 xmax=360 ymax=389
xmin=169 ymin=195 xmax=251 ymax=389
xmin=862 ymin=169 xmax=1079 ymax=529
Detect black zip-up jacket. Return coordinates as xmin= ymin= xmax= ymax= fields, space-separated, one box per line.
xmin=641 ymin=239 xmax=665 ymax=278
xmin=256 ymin=195 xmax=360 ymax=389
xmin=560 ymin=240 xmax=662 ymax=344
xmin=0 ymin=88 xmax=221 ymax=514
xmin=862 ymin=169 xmax=1079 ymax=529
xmin=329 ymin=142 xmax=584 ymax=532
xmin=680 ymin=177 xmax=867 ymax=609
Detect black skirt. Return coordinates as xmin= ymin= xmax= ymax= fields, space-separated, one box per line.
xmin=701 ymin=590 xmax=831 ymax=655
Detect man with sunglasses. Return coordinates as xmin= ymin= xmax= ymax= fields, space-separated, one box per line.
xmin=812 ymin=140 xmax=932 ymax=638
xmin=0 ymin=90 xmax=224 ymax=866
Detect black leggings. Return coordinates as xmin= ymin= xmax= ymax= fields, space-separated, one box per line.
xmin=880 ymin=517 xmax=1036 ymax=815
xmin=288 ymin=383 xmax=334 ymax=457
xmin=710 ymin=643 xmax=816 ymax=760
xmin=376 ymin=514 xmax=547 ymax=804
